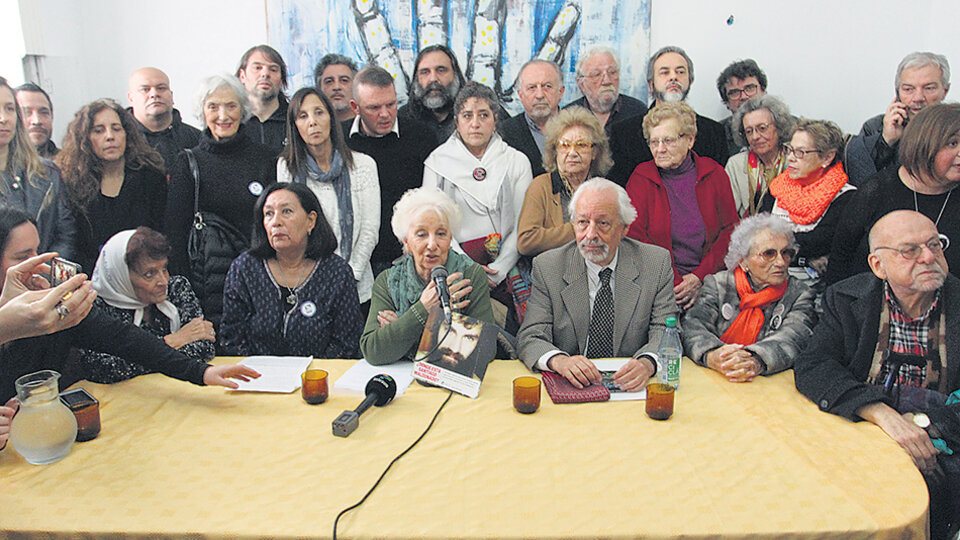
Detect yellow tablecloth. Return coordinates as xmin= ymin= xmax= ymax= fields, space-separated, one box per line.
xmin=0 ymin=359 xmax=928 ymax=539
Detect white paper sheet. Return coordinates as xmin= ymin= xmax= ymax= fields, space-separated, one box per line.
xmin=592 ymin=358 xmax=647 ymax=401
xmin=232 ymin=356 xmax=314 ymax=393
xmin=334 ymin=359 xmax=415 ymax=397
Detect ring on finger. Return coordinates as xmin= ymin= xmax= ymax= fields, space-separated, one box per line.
xmin=56 ymin=303 xmax=69 ymax=320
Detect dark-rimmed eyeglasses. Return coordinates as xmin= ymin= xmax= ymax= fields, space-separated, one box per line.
xmin=873 ymin=237 xmax=946 ymax=260
xmin=784 ymin=144 xmax=822 ymax=159
xmin=726 ymin=83 xmax=759 ymax=101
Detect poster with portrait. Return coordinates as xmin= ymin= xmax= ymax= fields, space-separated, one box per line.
xmin=412 ymin=308 xmax=497 ymax=398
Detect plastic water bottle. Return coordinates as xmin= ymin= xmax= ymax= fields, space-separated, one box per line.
xmin=657 ymin=316 xmax=682 ymax=389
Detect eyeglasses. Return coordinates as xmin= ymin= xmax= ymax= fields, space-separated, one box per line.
xmin=647 ymin=134 xmax=687 ymax=149
xmin=742 ymin=122 xmax=774 ymax=138
xmin=873 ymin=236 xmax=946 ymax=259
xmin=726 ymin=83 xmax=759 ymax=101
xmin=557 ymin=139 xmax=594 ymax=152
xmin=784 ymin=144 xmax=822 ymax=159
xmin=755 ymin=247 xmax=797 ymax=263
xmin=582 ymin=68 xmax=619 ymax=81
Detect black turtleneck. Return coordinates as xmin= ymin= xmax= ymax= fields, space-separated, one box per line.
xmin=164 ymin=125 xmax=277 ymax=276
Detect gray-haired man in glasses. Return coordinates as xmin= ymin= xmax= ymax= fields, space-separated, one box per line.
xmin=795 ymin=209 xmax=959 ymax=540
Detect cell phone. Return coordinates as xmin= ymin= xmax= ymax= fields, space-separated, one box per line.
xmin=60 ymin=388 xmax=97 ymax=410
xmin=49 ymin=257 xmax=82 ymax=286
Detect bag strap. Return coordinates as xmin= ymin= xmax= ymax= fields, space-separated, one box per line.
xmin=185 ymin=149 xmax=204 ymax=230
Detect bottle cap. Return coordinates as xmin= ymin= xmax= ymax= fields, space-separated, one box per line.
xmin=665 ymin=316 xmax=678 ymax=327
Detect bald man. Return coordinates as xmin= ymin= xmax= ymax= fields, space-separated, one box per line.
xmin=795 ymin=210 xmax=959 ymax=539
xmin=127 ymin=67 xmax=200 ymax=170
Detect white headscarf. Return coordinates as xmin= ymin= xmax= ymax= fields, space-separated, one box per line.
xmin=91 ymin=230 xmax=181 ymax=332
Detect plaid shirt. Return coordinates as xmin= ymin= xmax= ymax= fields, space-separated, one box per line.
xmin=877 ymin=283 xmax=941 ymax=388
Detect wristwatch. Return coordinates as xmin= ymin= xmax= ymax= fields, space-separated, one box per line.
xmin=912 ymin=413 xmax=931 ymax=429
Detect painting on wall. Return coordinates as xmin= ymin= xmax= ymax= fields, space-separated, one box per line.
xmin=267 ymin=0 xmax=651 ymax=114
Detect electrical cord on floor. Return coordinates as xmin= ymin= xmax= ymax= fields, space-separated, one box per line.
xmin=332 ymin=389 xmax=454 ymax=540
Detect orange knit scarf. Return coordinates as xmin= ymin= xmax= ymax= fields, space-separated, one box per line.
xmin=768 ymin=162 xmax=848 ymax=225
xmin=720 ymin=267 xmax=788 ymax=345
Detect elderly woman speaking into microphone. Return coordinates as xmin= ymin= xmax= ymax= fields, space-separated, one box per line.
xmin=682 ymin=214 xmax=817 ymax=382
xmin=361 ymin=187 xmax=494 ymax=365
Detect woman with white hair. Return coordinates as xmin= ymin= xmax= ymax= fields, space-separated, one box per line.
xmin=682 ymin=213 xmax=817 ymax=382
xmin=360 ymin=187 xmax=494 ymax=365
xmin=164 ymin=74 xmax=277 ymax=328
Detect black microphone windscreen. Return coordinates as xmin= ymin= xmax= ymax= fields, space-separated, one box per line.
xmin=430 ymin=265 xmax=448 ymax=281
xmin=365 ymin=374 xmax=398 ymax=406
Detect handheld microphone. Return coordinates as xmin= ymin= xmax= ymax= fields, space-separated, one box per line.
xmin=430 ymin=265 xmax=453 ymax=323
xmin=332 ymin=374 xmax=398 ymax=438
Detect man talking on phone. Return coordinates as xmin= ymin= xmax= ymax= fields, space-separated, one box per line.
xmin=845 ymin=51 xmax=950 ymax=186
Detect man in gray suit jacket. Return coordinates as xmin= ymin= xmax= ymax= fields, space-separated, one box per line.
xmin=518 ymin=178 xmax=677 ymax=391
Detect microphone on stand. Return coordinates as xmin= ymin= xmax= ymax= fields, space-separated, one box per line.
xmin=332 ymin=374 xmax=397 ymax=438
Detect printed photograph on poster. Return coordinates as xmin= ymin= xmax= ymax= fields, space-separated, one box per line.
xmin=412 ymin=307 xmax=497 ymax=398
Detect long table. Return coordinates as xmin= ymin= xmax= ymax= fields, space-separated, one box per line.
xmin=0 ymin=359 xmax=928 ymax=539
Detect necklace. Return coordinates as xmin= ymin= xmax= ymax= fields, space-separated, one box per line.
xmin=913 ymin=188 xmax=952 ymax=227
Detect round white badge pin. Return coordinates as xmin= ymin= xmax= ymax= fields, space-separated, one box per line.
xmin=300 ymin=301 xmax=317 ymax=318
xmin=248 ymin=181 xmax=263 ymax=196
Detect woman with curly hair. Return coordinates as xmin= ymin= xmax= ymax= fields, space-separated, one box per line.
xmin=55 ymin=99 xmax=165 ymax=273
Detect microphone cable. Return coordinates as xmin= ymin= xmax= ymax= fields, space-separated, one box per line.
xmin=333 ymin=323 xmax=454 ymax=539
xmin=332 ymin=389 xmax=453 ymax=540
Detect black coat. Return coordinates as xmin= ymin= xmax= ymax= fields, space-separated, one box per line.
xmin=499 ymin=113 xmax=545 ymax=178
xmin=0 ymin=305 xmax=209 ymax=402
xmin=794 ymin=272 xmax=960 ymax=420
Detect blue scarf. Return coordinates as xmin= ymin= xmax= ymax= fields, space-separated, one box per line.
xmin=387 ymin=250 xmax=474 ymax=316
xmin=298 ymin=150 xmax=353 ymax=263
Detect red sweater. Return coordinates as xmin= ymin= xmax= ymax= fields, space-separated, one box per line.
xmin=625 ymin=154 xmax=740 ymax=285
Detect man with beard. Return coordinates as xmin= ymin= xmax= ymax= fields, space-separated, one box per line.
xmin=499 ymin=59 xmax=565 ymax=177
xmin=14 ymin=83 xmax=57 ymax=158
xmin=314 ymin=53 xmax=358 ymax=124
xmin=795 ymin=210 xmax=960 ymax=540
xmin=517 ymin=178 xmax=676 ymax=390
xmin=237 ymin=44 xmax=288 ymax=155
xmin=845 ymin=52 xmax=950 ymax=186
xmin=607 ymin=46 xmax=728 ymax=185
xmin=126 ymin=67 xmax=200 ymax=171
xmin=564 ymin=46 xmax=646 ymax=134
xmin=398 ymin=45 xmax=465 ymax=142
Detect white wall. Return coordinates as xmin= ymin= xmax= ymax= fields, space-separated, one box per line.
xmin=16 ymin=0 xmax=960 ymax=142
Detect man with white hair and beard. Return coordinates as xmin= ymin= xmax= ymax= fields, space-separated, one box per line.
xmin=517 ymin=177 xmax=677 ymax=391
xmin=607 ymin=46 xmax=728 ymax=185
xmin=397 ymin=45 xmax=465 ymax=142
xmin=564 ymin=45 xmax=646 ymax=134
xmin=795 ymin=210 xmax=960 ymax=540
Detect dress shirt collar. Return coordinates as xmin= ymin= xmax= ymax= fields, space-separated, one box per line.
xmin=584 ymin=248 xmax=619 ymax=295
xmin=349 ymin=116 xmax=400 ymax=138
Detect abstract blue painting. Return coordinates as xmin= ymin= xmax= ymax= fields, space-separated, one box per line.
xmin=267 ymin=0 xmax=651 ymax=114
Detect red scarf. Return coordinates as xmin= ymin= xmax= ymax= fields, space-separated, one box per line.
xmin=720 ymin=267 xmax=788 ymax=345
xmin=768 ymin=162 xmax=848 ymax=225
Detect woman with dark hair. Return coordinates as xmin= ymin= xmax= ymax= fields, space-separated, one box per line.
xmin=76 ymin=227 xmax=215 ymax=383
xmin=164 ymin=74 xmax=277 ymax=327
xmin=0 ymin=207 xmax=258 ymax=411
xmin=0 ymin=76 xmax=76 ymax=259
xmin=423 ymin=82 xmax=532 ymax=328
xmin=55 ymin=98 xmax=166 ymax=273
xmin=827 ymin=102 xmax=960 ymax=284
xmin=220 ymin=182 xmax=362 ymax=357
xmin=278 ymin=87 xmax=379 ymax=308
xmin=759 ymin=118 xmax=855 ymax=286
